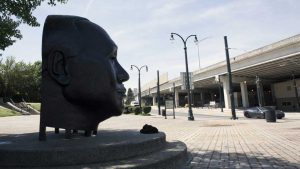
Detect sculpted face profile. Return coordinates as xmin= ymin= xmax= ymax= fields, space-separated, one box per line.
xmin=39 ymin=15 xmax=129 ymax=140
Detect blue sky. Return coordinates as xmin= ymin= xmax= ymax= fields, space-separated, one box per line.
xmin=2 ymin=0 xmax=300 ymax=89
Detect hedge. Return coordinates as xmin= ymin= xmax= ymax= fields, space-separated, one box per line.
xmin=142 ymin=106 xmax=151 ymax=114
xmin=134 ymin=107 xmax=141 ymax=115
xmin=123 ymin=106 xmax=151 ymax=115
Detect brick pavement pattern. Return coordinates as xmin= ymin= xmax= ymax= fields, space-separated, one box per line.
xmin=0 ymin=108 xmax=299 ymax=169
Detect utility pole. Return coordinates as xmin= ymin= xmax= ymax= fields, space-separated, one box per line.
xmin=224 ymin=36 xmax=237 ymax=120
xmin=173 ymin=82 xmax=176 ymax=119
xmin=157 ymin=70 xmax=161 ymax=115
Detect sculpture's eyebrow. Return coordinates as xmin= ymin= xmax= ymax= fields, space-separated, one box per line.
xmin=107 ymin=46 xmax=118 ymax=59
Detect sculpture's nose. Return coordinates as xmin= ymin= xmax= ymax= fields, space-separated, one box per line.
xmin=116 ymin=61 xmax=129 ymax=83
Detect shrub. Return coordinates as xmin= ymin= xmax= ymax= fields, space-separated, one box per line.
xmin=134 ymin=107 xmax=141 ymax=115
xmin=123 ymin=106 xmax=130 ymax=114
xmin=123 ymin=106 xmax=145 ymax=115
xmin=142 ymin=106 xmax=151 ymax=114
xmin=123 ymin=106 xmax=136 ymax=114
xmin=128 ymin=106 xmax=135 ymax=113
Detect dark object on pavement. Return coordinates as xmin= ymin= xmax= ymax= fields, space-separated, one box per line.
xmin=39 ymin=15 xmax=129 ymax=141
xmin=265 ymin=108 xmax=276 ymax=122
xmin=243 ymin=107 xmax=285 ymax=119
xmin=140 ymin=124 xmax=159 ymax=134
xmin=162 ymin=109 xmax=166 ymax=116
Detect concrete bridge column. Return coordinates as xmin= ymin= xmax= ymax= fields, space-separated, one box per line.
xmin=175 ymin=88 xmax=179 ymax=108
xmin=234 ymin=92 xmax=239 ymax=107
xmin=240 ymin=82 xmax=249 ymax=108
xmin=222 ymin=77 xmax=231 ymax=109
xmin=200 ymin=91 xmax=204 ymax=106
xmin=210 ymin=93 xmax=215 ymax=101
xmin=152 ymin=94 xmax=157 ymax=106
xmin=271 ymin=84 xmax=276 ymax=105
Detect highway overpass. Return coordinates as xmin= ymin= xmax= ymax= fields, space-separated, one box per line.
xmin=141 ymin=34 xmax=300 ymax=111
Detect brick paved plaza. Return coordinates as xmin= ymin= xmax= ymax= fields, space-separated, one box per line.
xmin=0 ymin=108 xmax=299 ymax=169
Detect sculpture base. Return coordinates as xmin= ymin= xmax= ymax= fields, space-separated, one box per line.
xmin=0 ymin=130 xmax=187 ymax=169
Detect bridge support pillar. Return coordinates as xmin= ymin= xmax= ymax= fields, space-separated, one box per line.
xmin=152 ymin=94 xmax=157 ymax=106
xmin=174 ymin=88 xmax=179 ymax=108
xmin=240 ymin=82 xmax=249 ymax=108
xmin=222 ymin=77 xmax=231 ymax=109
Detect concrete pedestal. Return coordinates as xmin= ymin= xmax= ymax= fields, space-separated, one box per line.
xmin=0 ymin=130 xmax=187 ymax=169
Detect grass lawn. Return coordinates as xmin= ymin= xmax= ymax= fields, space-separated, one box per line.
xmin=0 ymin=107 xmax=21 ymax=117
xmin=29 ymin=103 xmax=41 ymax=111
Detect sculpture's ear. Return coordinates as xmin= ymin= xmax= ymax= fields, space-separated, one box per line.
xmin=48 ymin=50 xmax=70 ymax=85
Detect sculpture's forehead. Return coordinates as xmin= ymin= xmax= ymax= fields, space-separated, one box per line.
xmin=76 ymin=20 xmax=117 ymax=56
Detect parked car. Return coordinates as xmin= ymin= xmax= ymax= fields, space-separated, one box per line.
xmin=130 ymin=101 xmax=139 ymax=106
xmin=244 ymin=107 xmax=285 ymax=119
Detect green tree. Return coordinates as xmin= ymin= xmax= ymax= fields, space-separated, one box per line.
xmin=23 ymin=61 xmax=41 ymax=101
xmin=0 ymin=56 xmax=16 ymax=100
xmin=125 ymin=88 xmax=135 ymax=105
xmin=0 ymin=57 xmax=42 ymax=102
xmin=0 ymin=0 xmax=68 ymax=51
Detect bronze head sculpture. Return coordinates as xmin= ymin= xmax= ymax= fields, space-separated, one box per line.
xmin=39 ymin=15 xmax=129 ymax=141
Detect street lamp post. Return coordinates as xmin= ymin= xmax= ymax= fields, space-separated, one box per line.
xmin=157 ymin=70 xmax=161 ymax=115
xmin=131 ymin=65 xmax=148 ymax=113
xmin=170 ymin=33 xmax=198 ymax=121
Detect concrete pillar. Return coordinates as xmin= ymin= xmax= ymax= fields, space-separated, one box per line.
xmin=152 ymin=94 xmax=157 ymax=106
xmin=175 ymin=88 xmax=179 ymax=107
xmin=210 ymin=93 xmax=214 ymax=101
xmin=222 ymin=77 xmax=231 ymax=109
xmin=200 ymin=91 xmax=204 ymax=106
xmin=271 ymin=84 xmax=276 ymax=105
xmin=240 ymin=82 xmax=249 ymax=108
xmin=234 ymin=92 xmax=239 ymax=107
xmin=256 ymin=76 xmax=265 ymax=107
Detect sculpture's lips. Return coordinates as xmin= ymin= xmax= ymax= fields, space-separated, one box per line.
xmin=116 ymin=89 xmax=126 ymax=97
xmin=116 ymin=83 xmax=126 ymax=98
xmin=117 ymin=92 xmax=126 ymax=97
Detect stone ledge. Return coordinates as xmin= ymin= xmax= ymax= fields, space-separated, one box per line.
xmin=0 ymin=130 xmax=166 ymax=167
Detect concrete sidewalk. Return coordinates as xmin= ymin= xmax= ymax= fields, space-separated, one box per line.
xmin=0 ymin=110 xmax=299 ymax=168
xmin=153 ymin=108 xmax=300 ymax=168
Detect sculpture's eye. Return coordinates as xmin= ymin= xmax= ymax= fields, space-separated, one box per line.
xmin=110 ymin=57 xmax=117 ymax=64
xmin=107 ymin=49 xmax=117 ymax=60
xmin=110 ymin=58 xmax=118 ymax=74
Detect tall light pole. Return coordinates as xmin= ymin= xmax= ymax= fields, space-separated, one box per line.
xmin=224 ymin=36 xmax=237 ymax=120
xmin=157 ymin=70 xmax=161 ymax=115
xmin=131 ymin=65 xmax=148 ymax=112
xmin=170 ymin=33 xmax=198 ymax=121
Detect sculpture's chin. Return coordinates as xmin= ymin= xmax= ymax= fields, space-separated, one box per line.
xmin=61 ymin=87 xmax=124 ymax=117
xmin=113 ymin=98 xmax=124 ymax=116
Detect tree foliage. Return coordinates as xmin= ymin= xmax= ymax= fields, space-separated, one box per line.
xmin=0 ymin=0 xmax=67 ymax=51
xmin=0 ymin=57 xmax=41 ymax=102
xmin=125 ymin=88 xmax=135 ymax=105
